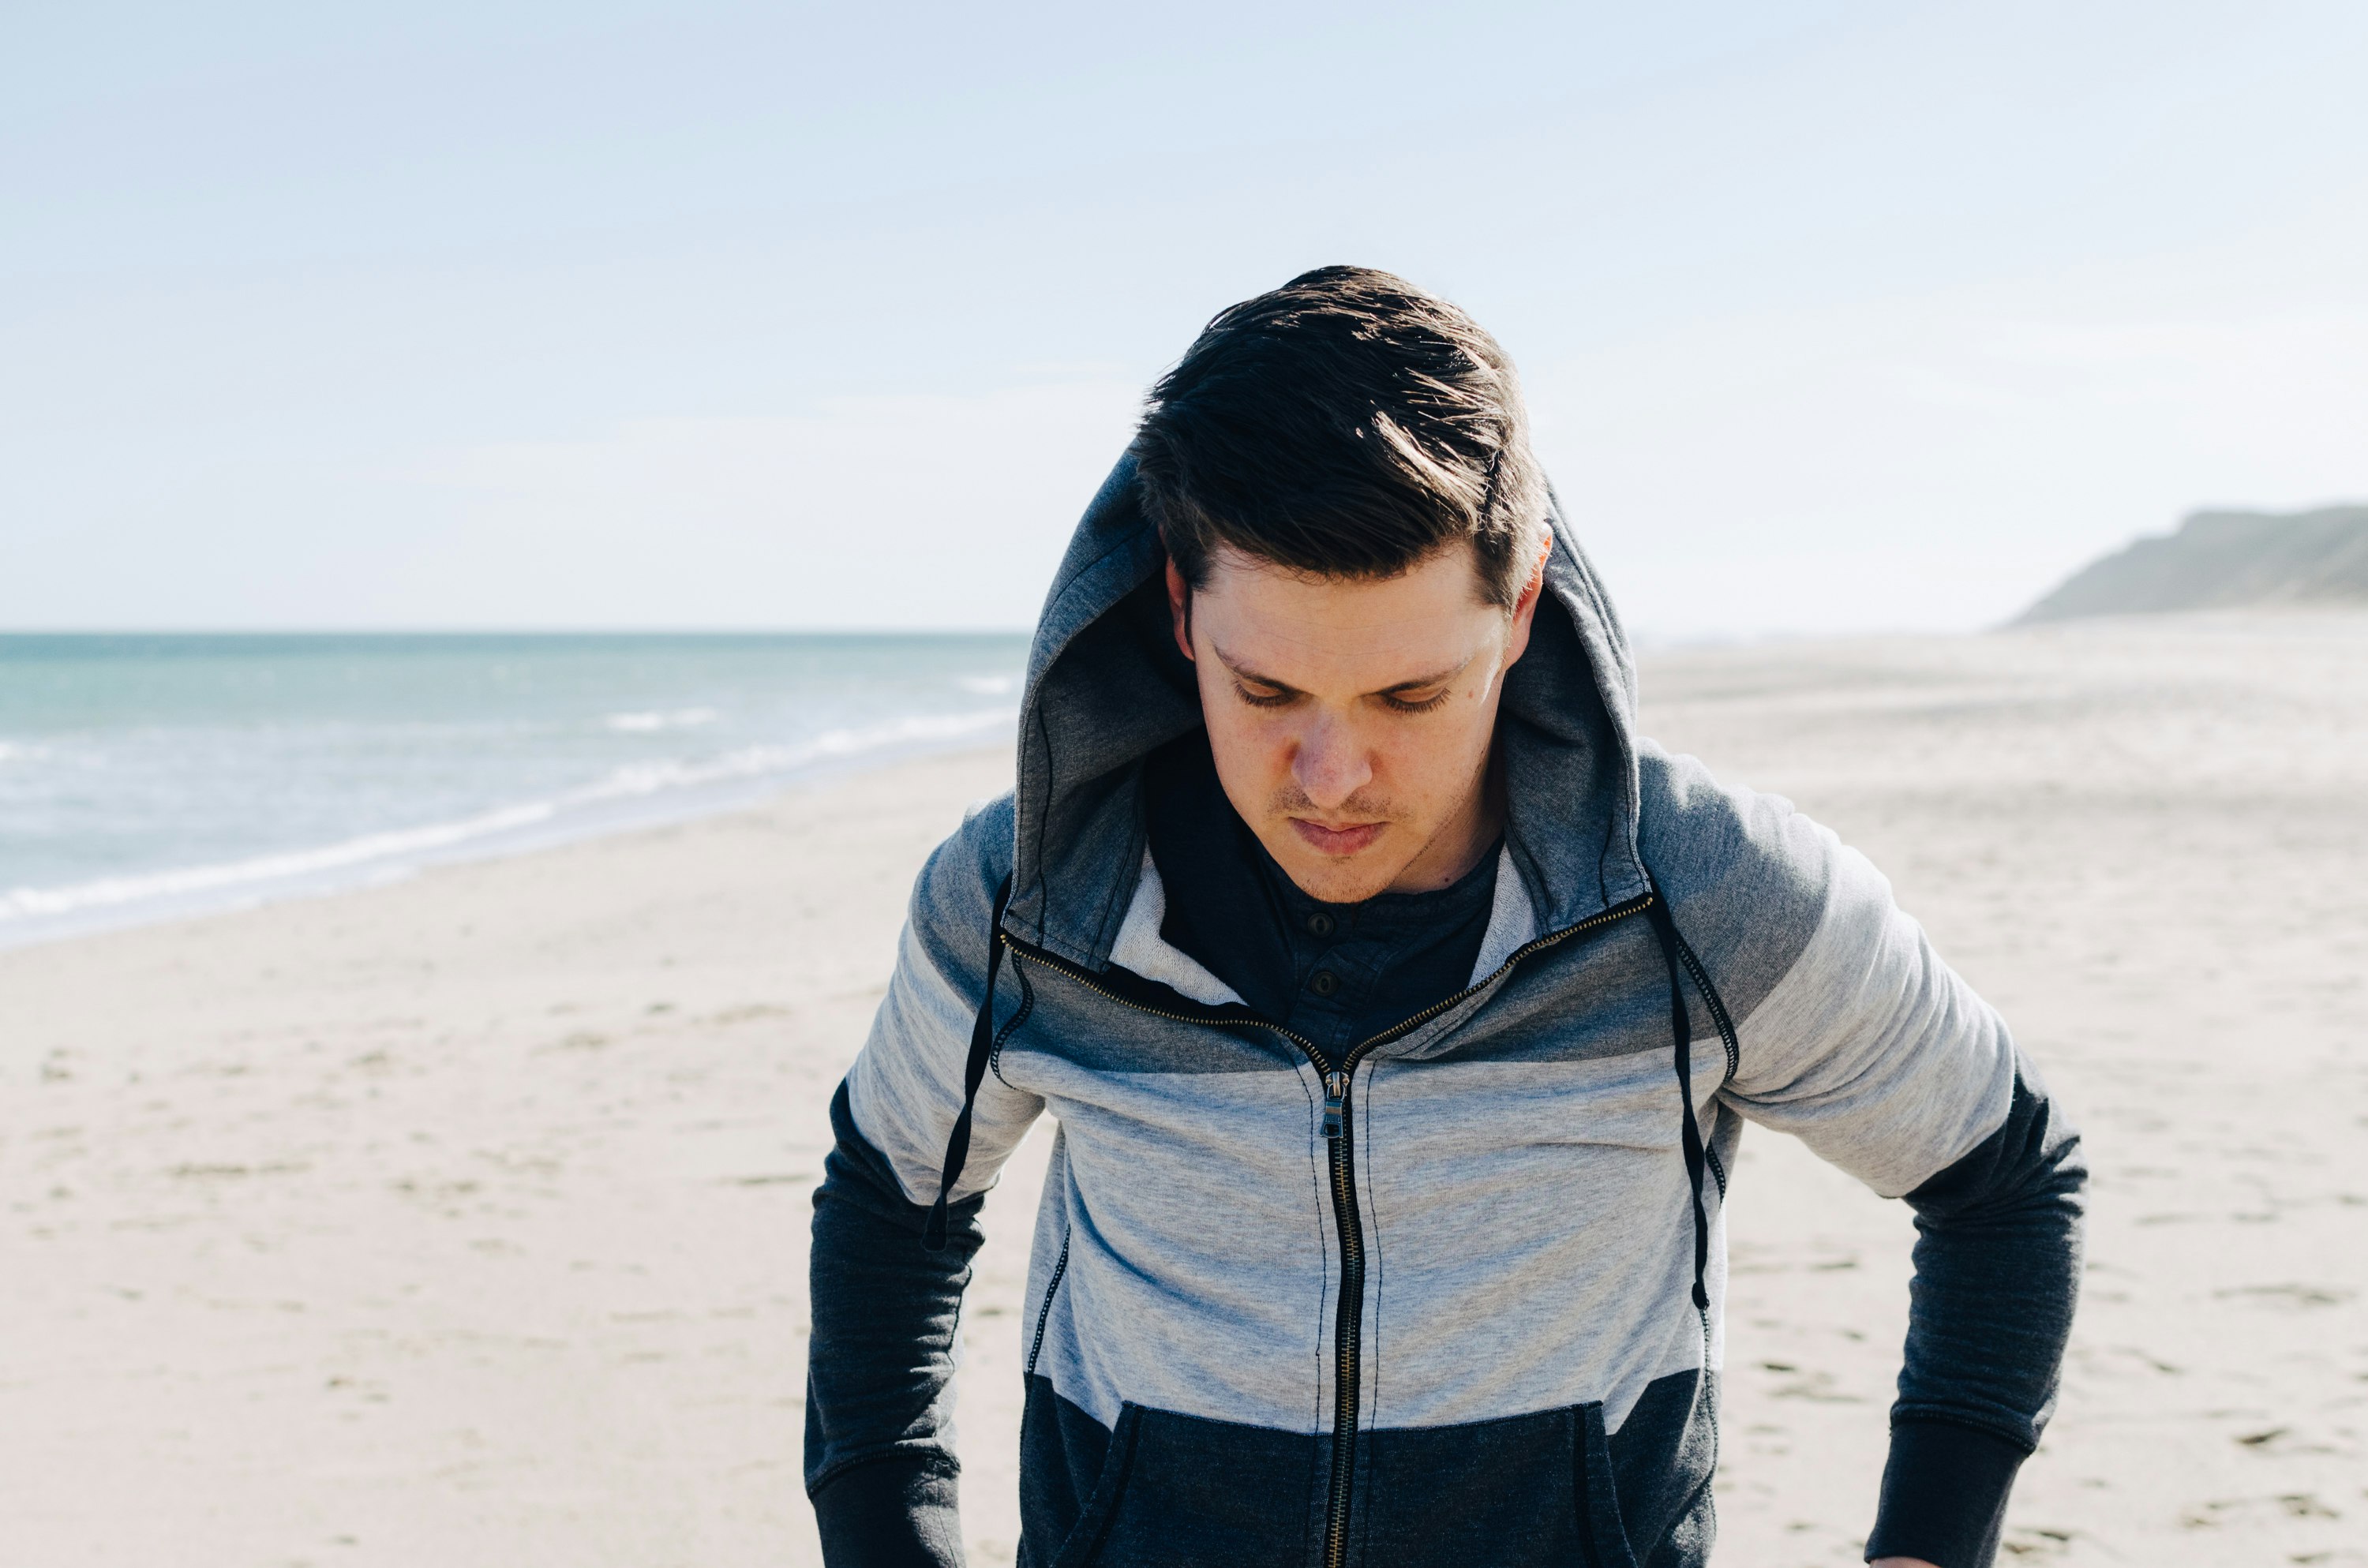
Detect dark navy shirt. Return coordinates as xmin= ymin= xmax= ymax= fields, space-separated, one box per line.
xmin=1141 ymin=733 xmax=1500 ymax=1067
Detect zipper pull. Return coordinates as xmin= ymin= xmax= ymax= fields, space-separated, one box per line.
xmin=1321 ymin=1070 xmax=1348 ymax=1139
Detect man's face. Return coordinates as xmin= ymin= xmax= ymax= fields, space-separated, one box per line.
xmin=1166 ymin=538 xmax=1546 ymax=904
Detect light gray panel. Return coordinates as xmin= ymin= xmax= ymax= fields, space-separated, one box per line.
xmin=1012 ymin=1061 xmax=1338 ymax=1433
xmin=1355 ymin=1051 xmax=1728 ymax=1432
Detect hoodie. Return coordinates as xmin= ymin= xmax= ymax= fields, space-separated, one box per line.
xmin=804 ymin=459 xmax=2086 ymax=1568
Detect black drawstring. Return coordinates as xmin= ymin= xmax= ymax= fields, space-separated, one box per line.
xmin=923 ymin=875 xmax=1015 ymax=1253
xmin=1643 ymin=878 xmax=1725 ymax=1314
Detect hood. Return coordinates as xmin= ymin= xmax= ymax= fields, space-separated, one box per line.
xmin=1002 ymin=455 xmax=1649 ymax=970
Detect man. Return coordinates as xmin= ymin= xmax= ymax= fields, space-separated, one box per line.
xmin=805 ymin=267 xmax=2085 ymax=1568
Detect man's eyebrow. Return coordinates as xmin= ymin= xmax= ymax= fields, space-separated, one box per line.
xmin=1210 ymin=645 xmax=1474 ymax=697
xmin=1370 ymin=654 xmax=1475 ymax=694
xmin=1209 ymin=645 xmax=1302 ymax=694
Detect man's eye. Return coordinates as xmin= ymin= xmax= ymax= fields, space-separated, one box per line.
xmin=1383 ymin=689 xmax=1451 ymax=714
xmin=1234 ymin=683 xmax=1295 ymax=709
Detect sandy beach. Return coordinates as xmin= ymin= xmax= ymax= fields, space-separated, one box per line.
xmin=4 ymin=612 xmax=2362 ymax=1566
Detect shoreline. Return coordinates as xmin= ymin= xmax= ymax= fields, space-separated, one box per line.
xmin=0 ymin=725 xmax=1017 ymax=956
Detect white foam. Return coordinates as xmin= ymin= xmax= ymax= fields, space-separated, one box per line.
xmin=956 ymin=674 xmax=1017 ymax=695
xmin=573 ymin=708 xmax=1014 ymax=803
xmin=0 ymin=705 xmax=1016 ymax=936
xmin=604 ymin=706 xmax=719 ymax=733
xmin=0 ymin=798 xmax=560 ymax=919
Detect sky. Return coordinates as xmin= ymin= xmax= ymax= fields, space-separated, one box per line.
xmin=6 ymin=1 xmax=2366 ymax=639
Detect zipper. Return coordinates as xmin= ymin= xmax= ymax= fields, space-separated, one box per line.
xmin=1321 ymin=1070 xmax=1349 ymax=1139
xmin=1025 ymin=1226 xmax=1073 ymax=1380
xmin=1004 ymin=889 xmax=1654 ymax=1568
xmin=1321 ymin=1068 xmax=1362 ymax=1568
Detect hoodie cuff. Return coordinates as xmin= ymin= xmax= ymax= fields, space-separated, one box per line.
xmin=1864 ymin=1418 xmax=2027 ymax=1568
xmin=811 ymin=1453 xmax=965 ymax=1568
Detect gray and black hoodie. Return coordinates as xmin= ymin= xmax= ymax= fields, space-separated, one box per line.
xmin=806 ymin=461 xmax=2086 ymax=1568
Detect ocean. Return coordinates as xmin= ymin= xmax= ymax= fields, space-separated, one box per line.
xmin=0 ymin=633 xmax=1029 ymax=950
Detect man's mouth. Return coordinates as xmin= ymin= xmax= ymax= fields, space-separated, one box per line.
xmin=1288 ymin=818 xmax=1386 ymax=856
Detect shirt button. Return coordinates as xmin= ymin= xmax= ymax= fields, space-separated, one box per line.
xmin=1309 ymin=969 xmax=1340 ymax=997
xmin=1306 ymin=911 xmax=1336 ymax=938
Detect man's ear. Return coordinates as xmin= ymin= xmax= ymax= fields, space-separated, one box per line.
xmin=1163 ymin=556 xmax=1196 ymax=663
xmin=1501 ymin=533 xmax=1553 ymax=668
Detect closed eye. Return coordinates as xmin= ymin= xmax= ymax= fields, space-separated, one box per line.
xmin=1381 ymin=687 xmax=1452 ymax=714
xmin=1232 ymin=680 xmax=1296 ymax=709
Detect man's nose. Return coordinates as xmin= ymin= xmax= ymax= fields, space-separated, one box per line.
xmin=1292 ymin=713 xmax=1373 ymax=810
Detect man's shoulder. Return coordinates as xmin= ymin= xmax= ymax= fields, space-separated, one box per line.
xmin=900 ymin=788 xmax=1018 ymax=963
xmin=1630 ymin=740 xmax=1849 ymax=1016
xmin=1633 ymin=740 xmax=1839 ymax=893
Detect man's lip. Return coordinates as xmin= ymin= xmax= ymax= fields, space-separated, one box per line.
xmin=1288 ymin=818 xmax=1386 ymax=856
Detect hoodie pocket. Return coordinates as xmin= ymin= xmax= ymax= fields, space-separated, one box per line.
xmin=1047 ymin=1403 xmax=1143 ymax=1568
xmin=1059 ymin=1404 xmax=1319 ymax=1566
xmin=1576 ymin=1401 xmax=1643 ymax=1568
xmin=1358 ymin=1404 xmax=1585 ymax=1563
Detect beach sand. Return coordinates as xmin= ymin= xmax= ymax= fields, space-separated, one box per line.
xmin=3 ymin=612 xmax=2362 ymax=1566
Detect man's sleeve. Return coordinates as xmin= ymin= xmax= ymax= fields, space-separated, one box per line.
xmin=805 ymin=803 xmax=1045 ymax=1566
xmin=1719 ymin=836 xmax=2087 ymax=1568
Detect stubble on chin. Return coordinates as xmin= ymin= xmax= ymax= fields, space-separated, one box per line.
xmin=1273 ymin=853 xmax=1395 ymax=905
xmin=1261 ymin=817 xmax=1411 ymax=904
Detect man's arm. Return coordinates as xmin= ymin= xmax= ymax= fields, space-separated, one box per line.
xmin=806 ymin=1082 xmax=984 ymax=1567
xmin=1865 ymin=1065 xmax=2086 ymax=1566
xmin=1715 ymin=830 xmax=2087 ymax=1568
xmin=804 ymin=799 xmax=1043 ymax=1566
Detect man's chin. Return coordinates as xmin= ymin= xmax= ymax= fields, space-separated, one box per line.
xmin=1265 ymin=837 xmax=1405 ymax=905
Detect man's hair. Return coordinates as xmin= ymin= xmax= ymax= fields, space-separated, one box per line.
xmin=1130 ymin=264 xmax=1549 ymax=612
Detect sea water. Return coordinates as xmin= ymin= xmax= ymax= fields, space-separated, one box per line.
xmin=0 ymin=633 xmax=1029 ymax=950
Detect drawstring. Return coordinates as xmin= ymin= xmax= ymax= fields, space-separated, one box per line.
xmin=922 ymin=875 xmax=1015 ymax=1253
xmin=1643 ymin=878 xmax=1732 ymax=1315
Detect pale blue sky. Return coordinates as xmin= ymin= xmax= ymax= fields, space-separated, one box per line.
xmin=7 ymin=1 xmax=2366 ymax=637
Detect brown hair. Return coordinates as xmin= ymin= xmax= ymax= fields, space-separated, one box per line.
xmin=1130 ymin=265 xmax=1548 ymax=610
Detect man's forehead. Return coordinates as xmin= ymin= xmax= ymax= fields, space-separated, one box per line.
xmin=1194 ymin=548 xmax=1497 ymax=685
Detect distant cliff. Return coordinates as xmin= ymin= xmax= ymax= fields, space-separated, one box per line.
xmin=2018 ymin=504 xmax=2368 ymax=623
